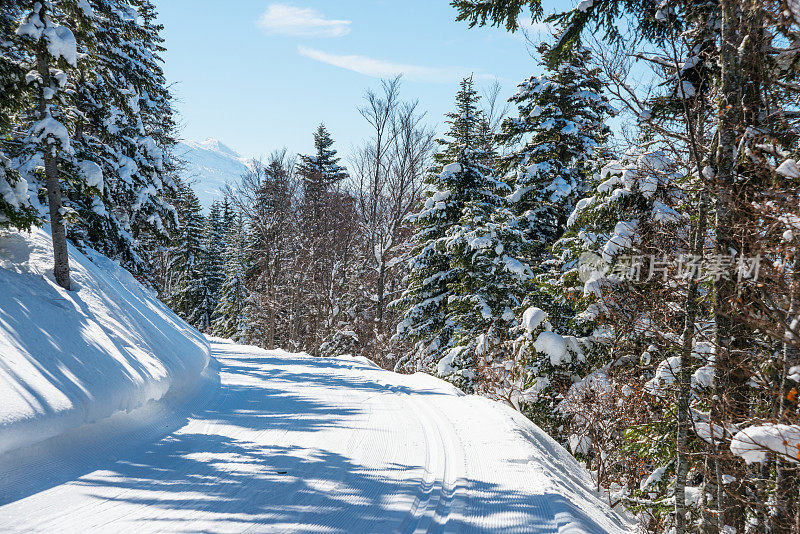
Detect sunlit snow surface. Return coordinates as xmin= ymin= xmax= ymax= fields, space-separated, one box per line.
xmin=0 ymin=337 xmax=633 ymax=533
xmin=0 ymin=226 xmax=209 ymax=457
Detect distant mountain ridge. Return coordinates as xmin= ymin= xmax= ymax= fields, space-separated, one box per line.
xmin=175 ymin=138 xmax=250 ymax=208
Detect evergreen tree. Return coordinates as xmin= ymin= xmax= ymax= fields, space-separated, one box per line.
xmin=11 ymin=1 xmax=96 ymax=289
xmin=297 ymin=123 xmax=348 ymax=209
xmin=213 ymin=212 xmax=250 ymax=342
xmin=2 ymin=1 xmax=177 ymax=288
xmin=198 ymin=201 xmax=225 ymax=328
xmin=396 ymin=77 xmax=531 ymax=389
xmin=168 ymin=183 xmax=207 ymax=328
xmin=0 ymin=1 xmax=38 ymax=230
xmin=395 ymin=78 xmax=486 ymax=371
xmin=442 ymin=150 xmax=532 ymax=391
xmin=68 ymin=0 xmax=178 ymax=278
xmin=498 ymin=42 xmax=614 ymax=261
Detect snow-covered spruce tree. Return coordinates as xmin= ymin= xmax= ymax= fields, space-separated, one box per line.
xmin=167 ymin=183 xmax=208 ymax=329
xmin=394 ymin=77 xmax=486 ymax=374
xmin=198 ymin=200 xmax=225 ymax=328
xmin=497 ymin=42 xmax=614 ymax=262
xmin=12 ymin=1 xmax=94 ymax=289
xmin=4 ymin=1 xmax=177 ymax=287
xmin=442 ymin=150 xmax=532 ymax=394
xmin=213 ymin=211 xmax=250 ymax=342
xmin=67 ymin=0 xmax=178 ymax=278
xmin=395 ymin=76 xmax=531 ymax=391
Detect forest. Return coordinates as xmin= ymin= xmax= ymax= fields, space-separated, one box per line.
xmin=1 ymin=1 xmax=800 ymax=533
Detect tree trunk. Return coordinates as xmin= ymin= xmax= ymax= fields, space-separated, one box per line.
xmin=35 ymin=13 xmax=70 ymax=291
xmin=676 ymin=191 xmax=707 ymax=534
xmin=775 ymin=255 xmax=800 ymax=533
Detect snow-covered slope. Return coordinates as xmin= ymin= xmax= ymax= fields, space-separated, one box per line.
xmin=0 ymin=338 xmax=633 ymax=533
xmin=175 ymin=138 xmax=250 ymax=208
xmin=0 ymin=227 xmax=210 ymax=457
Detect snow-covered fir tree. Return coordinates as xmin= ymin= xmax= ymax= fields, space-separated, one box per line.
xmin=69 ymin=0 xmax=178 ymax=277
xmin=394 ymin=77 xmax=486 ymax=373
xmin=441 ymin=151 xmax=532 ymax=392
xmin=11 ymin=0 xmax=93 ymax=289
xmin=2 ymin=1 xmax=177 ymax=288
xmin=396 ymin=77 xmax=531 ymax=390
xmin=297 ymin=123 xmax=348 ymax=210
xmin=0 ymin=1 xmax=38 ymax=230
xmin=213 ymin=211 xmax=250 ymax=342
xmin=168 ymin=183 xmax=208 ymax=328
xmin=497 ymin=42 xmax=614 ymax=262
xmin=198 ymin=200 xmax=226 ymax=328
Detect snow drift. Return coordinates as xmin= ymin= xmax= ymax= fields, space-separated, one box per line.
xmin=0 ymin=226 xmax=210 ymax=456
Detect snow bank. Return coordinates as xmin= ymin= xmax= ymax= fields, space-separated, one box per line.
xmin=0 ymin=227 xmax=210 ymax=456
xmin=730 ymin=424 xmax=800 ymax=464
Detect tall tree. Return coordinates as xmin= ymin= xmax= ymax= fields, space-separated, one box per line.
xmin=168 ymin=183 xmax=207 ymax=328
xmin=396 ymin=77 xmax=530 ymax=389
xmin=213 ymin=211 xmax=250 ymax=342
xmin=14 ymin=1 xmax=90 ymax=289
xmin=498 ymin=42 xmax=614 ymax=261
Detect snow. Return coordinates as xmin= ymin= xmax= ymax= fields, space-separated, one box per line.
xmin=78 ymin=160 xmax=104 ymax=192
xmin=0 ymin=339 xmax=633 ymax=533
xmin=503 ymin=254 xmax=531 ymax=279
xmin=77 ymin=0 xmax=94 ymax=17
xmin=0 ymin=158 xmax=30 ymax=209
xmin=43 ymin=24 xmax=78 ymax=66
xmin=442 ymin=162 xmax=462 ymax=174
xmin=0 ymin=226 xmax=209 ymax=457
xmin=776 ymin=158 xmax=800 ymax=179
xmin=576 ymin=0 xmax=594 ymax=12
xmin=534 ymin=331 xmax=570 ymax=366
xmin=31 ymin=112 xmax=71 ymax=151
xmin=602 ymin=220 xmax=637 ymax=263
xmin=789 ymin=365 xmax=800 ymax=383
xmin=175 ymin=138 xmax=250 ymax=209
xmin=644 ymin=356 xmax=680 ymax=395
xmin=522 ymin=306 xmax=548 ymax=332
xmin=730 ymin=424 xmax=800 ymax=464
xmin=640 ymin=464 xmax=668 ymax=490
xmin=16 ymin=11 xmax=79 ymax=67
xmin=437 ymin=345 xmax=465 ymax=376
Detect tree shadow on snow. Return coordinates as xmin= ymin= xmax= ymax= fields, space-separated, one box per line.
xmin=62 ymin=352 xmax=618 ymax=533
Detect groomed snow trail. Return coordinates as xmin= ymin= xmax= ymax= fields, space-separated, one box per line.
xmin=0 ymin=340 xmax=632 ymax=533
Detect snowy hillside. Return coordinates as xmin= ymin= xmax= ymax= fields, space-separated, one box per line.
xmin=0 ymin=227 xmax=210 ymax=457
xmin=175 ymin=138 xmax=250 ymax=208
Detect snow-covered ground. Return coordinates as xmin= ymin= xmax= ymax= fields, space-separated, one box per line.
xmin=0 ymin=227 xmax=210 ymax=457
xmin=0 ymin=335 xmax=632 ymax=532
xmin=0 ymin=226 xmax=632 ymax=532
xmin=175 ymin=138 xmax=250 ymax=208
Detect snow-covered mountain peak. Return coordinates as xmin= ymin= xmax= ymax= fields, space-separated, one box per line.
xmin=192 ymin=137 xmax=241 ymax=159
xmin=176 ymin=137 xmax=251 ymax=208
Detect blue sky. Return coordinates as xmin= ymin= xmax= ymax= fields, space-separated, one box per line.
xmin=154 ymin=1 xmax=568 ymax=161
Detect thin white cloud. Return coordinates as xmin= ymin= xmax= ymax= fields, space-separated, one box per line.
xmin=518 ymin=20 xmax=553 ymax=35
xmin=258 ymin=4 xmax=351 ymax=38
xmin=297 ymin=46 xmax=487 ymax=83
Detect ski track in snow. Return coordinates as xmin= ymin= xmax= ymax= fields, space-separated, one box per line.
xmin=0 ymin=340 xmax=632 ymax=533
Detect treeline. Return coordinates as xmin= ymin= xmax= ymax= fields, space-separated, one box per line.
xmin=167 ymin=79 xmax=437 ymax=365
